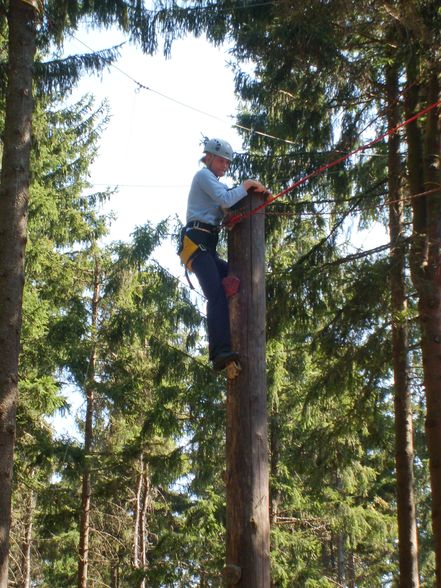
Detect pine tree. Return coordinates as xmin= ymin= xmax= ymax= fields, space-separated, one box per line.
xmin=0 ymin=2 xmax=165 ymax=582
xmin=4 ymin=1 xmax=440 ymax=584
xmin=20 ymin=214 xmax=210 ymax=586
xmin=9 ymin=87 xmax=111 ymax=587
xmin=0 ymin=4 xmax=38 ymax=584
xmin=399 ymin=2 xmax=441 ymax=579
xmin=141 ymin=0 xmax=441 ymax=583
xmin=386 ymin=44 xmax=419 ymax=586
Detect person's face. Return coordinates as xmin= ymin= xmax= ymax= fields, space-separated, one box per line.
xmin=207 ymin=154 xmax=230 ymax=177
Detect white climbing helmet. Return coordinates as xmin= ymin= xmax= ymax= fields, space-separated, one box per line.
xmin=203 ymin=138 xmax=234 ymax=161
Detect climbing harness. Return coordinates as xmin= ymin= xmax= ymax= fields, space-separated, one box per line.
xmin=178 ymin=221 xmax=217 ymax=269
xmin=178 ymin=232 xmax=200 ymax=271
xmin=178 ymin=222 xmax=219 ymax=288
xmin=186 ymin=220 xmax=220 ymax=234
xmin=177 ymin=229 xmax=200 ymax=289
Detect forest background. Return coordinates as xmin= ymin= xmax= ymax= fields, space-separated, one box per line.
xmin=50 ymin=28 xmax=246 ymax=437
xmin=0 ymin=1 xmax=440 ymax=587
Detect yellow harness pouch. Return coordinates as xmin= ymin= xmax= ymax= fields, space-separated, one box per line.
xmin=179 ymin=234 xmax=200 ymax=271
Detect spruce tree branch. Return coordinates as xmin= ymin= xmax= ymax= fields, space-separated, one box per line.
xmin=149 ymin=334 xmax=212 ymax=374
xmin=292 ymin=177 xmax=387 ymax=271
xmin=33 ymin=45 xmax=123 ymax=95
xmin=320 ymin=240 xmax=394 ymax=268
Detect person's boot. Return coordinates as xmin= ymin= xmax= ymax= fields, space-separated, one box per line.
xmin=212 ymin=351 xmax=240 ymax=372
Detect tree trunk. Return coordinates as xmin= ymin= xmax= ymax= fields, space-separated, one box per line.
xmin=269 ymin=412 xmax=280 ymax=588
xmin=77 ymin=259 xmax=100 ymax=588
xmin=418 ymin=71 xmax=441 ymax=584
xmin=333 ymin=473 xmax=345 ymax=585
xmin=110 ymin=561 xmax=119 ymax=588
xmin=387 ymin=57 xmax=420 ymax=587
xmin=133 ymin=454 xmax=148 ymax=588
xmin=139 ymin=468 xmax=149 ymax=588
xmin=347 ymin=550 xmax=355 ymax=588
xmin=0 ymin=2 xmax=37 ymax=586
xmin=133 ymin=455 xmax=144 ymax=571
xmin=19 ymin=487 xmax=34 ymax=588
xmin=336 ymin=533 xmax=345 ymax=586
xmin=226 ymin=191 xmax=270 ymax=587
xmin=269 ymin=413 xmax=281 ymax=523
xmin=406 ymin=61 xmax=441 ymax=582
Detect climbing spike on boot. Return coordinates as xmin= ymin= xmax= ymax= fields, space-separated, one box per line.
xmin=222 ymin=275 xmax=240 ymax=298
xmin=226 ymin=361 xmax=241 ymax=380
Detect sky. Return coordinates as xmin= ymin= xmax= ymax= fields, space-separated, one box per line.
xmin=64 ymin=27 xmax=244 ymax=277
xmin=63 ymin=25 xmax=387 ymax=270
xmin=54 ymin=28 xmax=245 ymax=437
xmin=54 ymin=25 xmax=388 ymax=437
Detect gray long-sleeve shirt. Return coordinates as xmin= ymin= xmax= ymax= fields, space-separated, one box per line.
xmin=186 ymin=167 xmax=247 ymax=226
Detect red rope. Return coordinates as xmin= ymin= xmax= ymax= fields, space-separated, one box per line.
xmin=226 ymin=99 xmax=441 ymax=227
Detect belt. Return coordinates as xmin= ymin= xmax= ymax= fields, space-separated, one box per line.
xmin=186 ymin=221 xmax=219 ymax=233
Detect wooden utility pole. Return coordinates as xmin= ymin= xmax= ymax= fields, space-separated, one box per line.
xmin=225 ymin=192 xmax=270 ymax=587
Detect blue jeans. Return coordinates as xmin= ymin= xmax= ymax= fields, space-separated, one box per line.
xmin=191 ymin=249 xmax=231 ymax=361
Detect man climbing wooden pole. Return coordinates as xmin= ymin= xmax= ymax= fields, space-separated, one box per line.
xmin=224 ymin=191 xmax=270 ymax=587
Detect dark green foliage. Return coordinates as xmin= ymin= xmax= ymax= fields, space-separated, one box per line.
xmin=5 ymin=0 xmax=440 ymax=585
xmin=34 ymin=46 xmax=123 ymax=95
xmin=148 ymin=0 xmax=436 ymax=583
xmin=41 ymin=0 xmax=160 ymax=54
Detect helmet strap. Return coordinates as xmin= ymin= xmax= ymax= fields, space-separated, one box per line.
xmin=205 ymin=154 xmax=216 ymax=173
